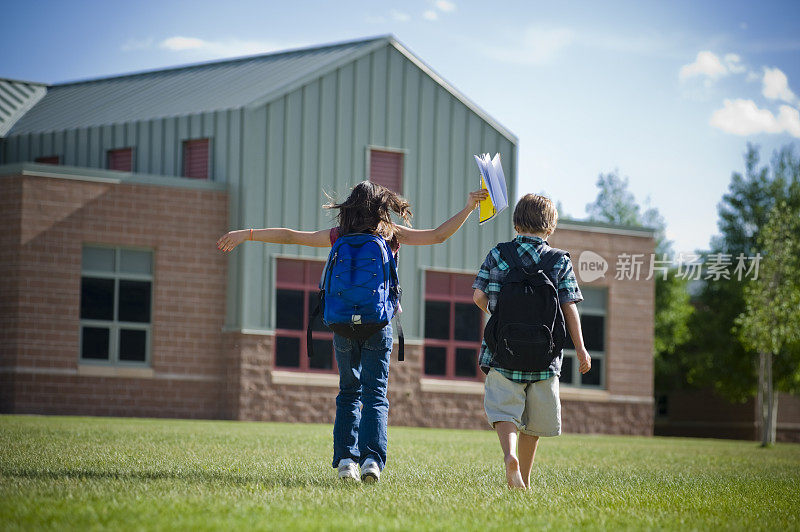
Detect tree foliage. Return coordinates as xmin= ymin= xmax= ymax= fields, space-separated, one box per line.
xmin=585 ymin=170 xmax=694 ymax=381
xmin=688 ymin=143 xmax=800 ymax=401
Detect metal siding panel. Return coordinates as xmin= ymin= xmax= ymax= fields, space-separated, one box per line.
xmin=112 ymin=123 xmax=124 ymax=149
xmin=266 ymin=98 xmax=285 ymax=228
xmin=319 ymin=70 xmax=337 ymax=221
xmin=223 ymin=108 xmax=244 ymax=328
xmin=242 ymin=105 xmax=267 ymax=328
xmin=136 ymin=120 xmax=148 ymax=173
xmin=300 ymin=81 xmax=320 ymax=233
xmin=432 ymin=89 xmax=450 ymax=267
xmin=283 ymin=89 xmax=303 ymax=235
xmin=54 ymin=130 xmax=65 ymax=163
xmin=370 ymin=47 xmax=387 ymax=147
xmin=213 ymin=111 xmax=226 ymax=182
xmin=465 ymin=112 xmax=484 ymax=265
xmin=17 ymin=134 xmax=29 ymax=161
xmin=77 ymin=127 xmax=88 ymax=167
xmin=163 ymin=118 xmax=176 ymax=176
xmin=415 ymin=74 xmax=436 ymax=276
xmin=41 ymin=131 xmax=54 ymax=161
xmin=125 ymin=122 xmax=136 ymax=155
xmin=335 ymin=63 xmax=354 ymax=195
xmin=352 ymin=55 xmax=370 ymax=181
xmin=149 ymin=119 xmax=163 ymax=175
xmin=400 ymin=61 xmax=421 ymax=337
xmin=449 ymin=101 xmax=468 ymax=267
xmin=386 ymin=47 xmax=404 ymax=150
xmin=64 ymin=129 xmax=77 ymax=166
xmin=87 ymin=126 xmax=101 ymax=168
xmin=177 ymin=116 xmax=189 ymax=175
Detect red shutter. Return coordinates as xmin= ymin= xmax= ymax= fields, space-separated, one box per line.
xmin=107 ymin=148 xmax=133 ymax=172
xmin=369 ymin=149 xmax=403 ymax=193
xmin=183 ymin=139 xmax=209 ymax=179
xmin=35 ymin=155 xmax=60 ymax=165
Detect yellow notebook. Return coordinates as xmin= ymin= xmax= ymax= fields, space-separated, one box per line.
xmin=474 ymin=153 xmax=508 ymax=225
xmin=479 ymin=175 xmax=496 ymax=224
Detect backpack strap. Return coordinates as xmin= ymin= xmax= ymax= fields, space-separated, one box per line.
xmin=497 ymin=241 xmax=522 ymax=271
xmin=537 ymin=247 xmax=568 ymax=285
xmin=497 ymin=241 xmax=567 ymax=285
xmin=307 ymin=290 xmax=324 ymax=358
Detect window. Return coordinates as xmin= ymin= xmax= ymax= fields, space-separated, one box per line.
xmin=560 ymin=287 xmax=606 ymax=388
xmin=107 ymin=147 xmax=134 ymax=172
xmin=183 ymin=138 xmax=209 ymax=179
xmin=369 ymin=149 xmax=403 ymax=193
xmin=80 ymin=246 xmax=153 ymax=365
xmin=35 ymin=155 xmax=60 ymax=165
xmin=423 ymin=271 xmax=483 ymax=380
xmin=274 ymin=259 xmax=335 ymax=372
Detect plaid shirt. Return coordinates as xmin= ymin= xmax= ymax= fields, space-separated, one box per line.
xmin=472 ymin=236 xmax=583 ymax=383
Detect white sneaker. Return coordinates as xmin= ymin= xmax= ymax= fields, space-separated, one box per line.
xmin=337 ymin=459 xmax=360 ymax=482
xmin=361 ymin=458 xmax=380 ymax=483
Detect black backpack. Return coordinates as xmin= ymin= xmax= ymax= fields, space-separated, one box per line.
xmin=483 ymin=242 xmax=568 ymax=372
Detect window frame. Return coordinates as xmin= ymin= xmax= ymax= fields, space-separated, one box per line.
xmin=107 ymin=147 xmax=135 ymax=172
xmin=367 ymin=146 xmax=406 ymax=194
xmin=182 ymin=138 xmax=211 ymax=180
xmin=422 ymin=270 xmax=484 ymax=381
xmin=35 ymin=155 xmax=60 ymax=165
xmin=560 ymin=286 xmax=607 ymax=389
xmin=79 ymin=245 xmax=154 ymax=367
xmin=273 ymin=258 xmax=336 ymax=373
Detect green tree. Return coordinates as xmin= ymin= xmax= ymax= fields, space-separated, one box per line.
xmin=585 ymin=170 xmax=694 ymax=374
xmin=688 ymin=143 xmax=800 ymax=406
xmin=737 ymin=202 xmax=800 ymax=445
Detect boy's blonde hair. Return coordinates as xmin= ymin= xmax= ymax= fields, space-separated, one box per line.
xmin=513 ymin=194 xmax=558 ymax=235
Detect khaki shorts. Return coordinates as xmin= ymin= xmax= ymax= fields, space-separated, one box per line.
xmin=484 ymin=369 xmax=561 ymax=437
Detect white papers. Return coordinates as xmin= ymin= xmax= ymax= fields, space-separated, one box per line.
xmin=474 ymin=152 xmax=509 ymax=225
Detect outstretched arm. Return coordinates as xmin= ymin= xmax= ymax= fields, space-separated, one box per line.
xmin=395 ymin=189 xmax=488 ymax=246
xmin=217 ymin=228 xmax=331 ymax=252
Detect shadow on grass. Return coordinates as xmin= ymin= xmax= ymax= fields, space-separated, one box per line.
xmin=1 ymin=467 xmax=339 ymax=488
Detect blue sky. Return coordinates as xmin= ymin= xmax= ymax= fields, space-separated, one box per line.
xmin=2 ymin=0 xmax=799 ymax=253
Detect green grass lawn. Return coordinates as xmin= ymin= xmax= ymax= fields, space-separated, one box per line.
xmin=1 ymin=415 xmax=799 ymax=531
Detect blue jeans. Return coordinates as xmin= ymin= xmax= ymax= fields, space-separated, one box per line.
xmin=331 ymin=324 xmax=392 ymax=471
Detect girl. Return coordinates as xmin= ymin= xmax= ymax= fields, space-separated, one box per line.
xmin=216 ymin=181 xmax=487 ymax=483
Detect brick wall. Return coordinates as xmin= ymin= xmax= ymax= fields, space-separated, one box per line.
xmin=0 ymin=174 xmax=228 ymax=418
xmin=550 ymin=228 xmax=656 ymax=400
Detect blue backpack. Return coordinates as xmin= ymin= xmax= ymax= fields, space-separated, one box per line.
xmin=307 ymin=233 xmax=404 ymax=360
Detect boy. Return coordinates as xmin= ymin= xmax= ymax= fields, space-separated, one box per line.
xmin=472 ymin=193 xmax=591 ymax=489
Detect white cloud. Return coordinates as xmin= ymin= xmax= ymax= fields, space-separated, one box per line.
xmin=723 ymin=53 xmax=746 ymax=74
xmin=390 ymin=9 xmax=410 ymax=22
xmin=762 ymin=67 xmax=796 ymax=103
xmin=710 ymin=99 xmax=800 ymax=138
xmin=157 ymin=36 xmax=303 ymax=59
xmin=679 ymin=51 xmax=728 ymax=81
xmin=121 ymin=37 xmax=154 ymax=51
xmin=477 ymin=26 xmax=575 ymax=65
xmin=435 ymin=0 xmax=456 ymax=12
xmin=423 ymin=10 xmax=438 ymax=21
xmin=161 ymin=36 xmax=206 ymax=51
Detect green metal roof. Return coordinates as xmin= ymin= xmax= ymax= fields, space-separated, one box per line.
xmin=7 ymin=36 xmax=387 ymax=135
xmin=5 ymin=35 xmax=517 ymax=144
xmin=0 ymin=78 xmax=47 ymax=137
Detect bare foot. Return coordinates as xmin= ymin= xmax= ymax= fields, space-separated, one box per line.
xmin=504 ymin=455 xmax=526 ymax=489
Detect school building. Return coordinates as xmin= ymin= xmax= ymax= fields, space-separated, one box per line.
xmin=0 ymin=36 xmax=656 ymax=435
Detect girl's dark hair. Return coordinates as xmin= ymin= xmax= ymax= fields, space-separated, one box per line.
xmin=325 ymin=181 xmax=412 ymax=238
